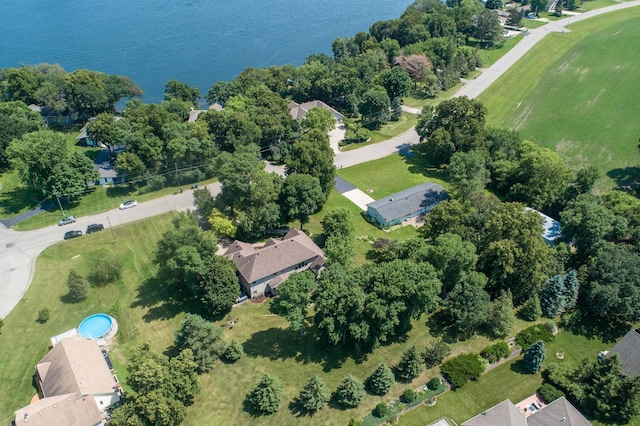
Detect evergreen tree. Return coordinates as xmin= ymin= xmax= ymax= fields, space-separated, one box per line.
xmin=366 ymin=363 xmax=395 ymax=395
xmin=66 ymin=269 xmax=88 ymax=302
xmin=520 ymin=294 xmax=542 ymax=321
xmin=523 ymin=340 xmax=546 ymax=373
xmin=174 ymin=313 xmax=224 ymax=373
xmin=298 ymin=374 xmax=330 ymax=412
xmin=423 ymin=339 xmax=451 ymax=368
xmin=445 ymin=272 xmax=491 ymax=336
xmin=333 ymin=375 xmax=366 ymax=407
xmin=221 ymin=339 xmax=244 ymax=362
xmin=562 ymin=269 xmax=579 ymax=311
xmin=395 ymin=345 xmax=424 ymax=382
xmin=540 ymin=275 xmax=566 ymax=318
xmin=247 ymin=373 xmax=284 ymax=414
xmin=487 ymin=290 xmax=515 ymax=339
xmin=390 ymin=97 xmax=403 ymax=121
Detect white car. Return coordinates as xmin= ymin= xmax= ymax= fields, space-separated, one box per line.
xmin=119 ymin=200 xmax=138 ymax=210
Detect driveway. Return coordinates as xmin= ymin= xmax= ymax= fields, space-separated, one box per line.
xmin=2 ymin=0 xmax=640 ymax=319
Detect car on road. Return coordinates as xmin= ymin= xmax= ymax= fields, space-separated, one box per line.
xmin=119 ymin=200 xmax=137 ymax=210
xmin=86 ymin=223 xmax=104 ymax=234
xmin=58 ymin=216 xmax=76 ymax=226
xmin=63 ymin=230 xmax=82 ymax=240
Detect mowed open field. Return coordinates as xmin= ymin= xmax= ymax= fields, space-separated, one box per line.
xmin=478 ymin=8 xmax=640 ymax=191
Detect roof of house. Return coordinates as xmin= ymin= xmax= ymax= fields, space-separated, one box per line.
xmin=366 ymin=182 xmax=448 ymax=223
xmin=462 ymin=399 xmax=526 ymax=426
xmin=609 ymin=328 xmax=640 ymax=377
xmin=224 ymin=229 xmax=324 ymax=284
xmin=37 ymin=338 xmax=117 ymax=398
xmin=288 ymin=100 xmax=344 ymax=121
xmin=14 ymin=392 xmax=102 ymax=426
xmin=525 ymin=208 xmax=562 ymax=242
xmin=528 ymin=397 xmax=592 ymax=426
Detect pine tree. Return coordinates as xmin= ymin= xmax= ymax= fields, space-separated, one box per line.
xmin=366 ymin=363 xmax=395 ymax=395
xmin=423 ymin=339 xmax=451 ymax=368
xmin=221 ymin=339 xmax=243 ymax=362
xmin=523 ymin=340 xmax=546 ymax=373
xmin=299 ymin=375 xmax=330 ymax=412
xmin=66 ymin=269 xmax=88 ymax=302
xmin=395 ymin=345 xmax=423 ymax=382
xmin=333 ymin=375 xmax=365 ymax=407
xmin=247 ymin=373 xmax=284 ymax=414
xmin=174 ymin=314 xmax=224 ymax=373
xmin=487 ymin=290 xmax=515 ymax=339
xmin=540 ymin=275 xmax=566 ymax=318
xmin=520 ymin=293 xmax=542 ymax=321
xmin=562 ymin=269 xmax=579 ymax=311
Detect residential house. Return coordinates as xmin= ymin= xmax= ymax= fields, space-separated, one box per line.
xmin=462 ymin=397 xmax=592 ymax=426
xmin=609 ymin=328 xmax=640 ymax=377
xmin=224 ymin=228 xmax=324 ymax=298
xmin=288 ymin=100 xmax=344 ymax=124
xmin=76 ymin=116 xmax=123 ymax=147
xmin=366 ymin=182 xmax=448 ymax=228
xmin=187 ymin=103 xmax=224 ymax=122
xmin=525 ymin=208 xmax=562 ymax=245
xmin=14 ymin=338 xmax=123 ymax=426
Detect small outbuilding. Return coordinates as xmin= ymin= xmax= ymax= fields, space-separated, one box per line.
xmin=366 ymin=182 xmax=448 ymax=228
xmin=525 ymin=208 xmax=562 ymax=245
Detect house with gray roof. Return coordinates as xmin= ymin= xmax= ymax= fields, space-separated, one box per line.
xmin=609 ymin=328 xmax=640 ymax=377
xmin=462 ymin=397 xmax=592 ymax=426
xmin=14 ymin=338 xmax=122 ymax=425
xmin=224 ymin=228 xmax=324 ymax=298
xmin=288 ymin=100 xmax=344 ymax=124
xmin=366 ymin=182 xmax=448 ymax=228
xmin=525 ymin=207 xmax=562 ymax=245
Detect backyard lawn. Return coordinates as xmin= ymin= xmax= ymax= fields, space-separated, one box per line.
xmin=341 ymin=113 xmax=418 ymax=152
xmin=478 ymin=8 xmax=640 ymax=191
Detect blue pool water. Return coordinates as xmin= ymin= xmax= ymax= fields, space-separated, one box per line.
xmin=78 ymin=314 xmax=113 ymax=339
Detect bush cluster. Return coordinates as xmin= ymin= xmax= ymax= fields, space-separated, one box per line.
xmin=427 ymin=377 xmax=441 ymax=391
xmin=402 ymin=389 xmax=416 ymax=403
xmin=440 ymin=353 xmax=485 ymax=388
xmin=516 ymin=324 xmax=554 ymax=349
xmin=480 ymin=341 xmax=511 ymax=363
xmin=538 ymin=383 xmax=565 ymax=403
xmin=374 ymin=402 xmax=388 ymax=418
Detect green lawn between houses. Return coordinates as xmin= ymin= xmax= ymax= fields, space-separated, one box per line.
xmin=478 ymin=7 xmax=640 ymax=192
xmin=0 ymin=208 xmax=614 ymax=426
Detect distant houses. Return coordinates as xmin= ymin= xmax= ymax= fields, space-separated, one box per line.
xmin=366 ymin=182 xmax=448 ymax=228
xmin=224 ymin=228 xmax=324 ymax=299
xmin=288 ymin=100 xmax=344 ymax=124
xmin=14 ymin=338 xmax=123 ymax=426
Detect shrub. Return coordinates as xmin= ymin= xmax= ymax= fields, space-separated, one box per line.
xmin=139 ymin=175 xmax=166 ymax=194
xmin=402 ymin=389 xmax=417 ymax=403
xmin=427 ymin=377 xmax=441 ymax=391
xmin=538 ymin=383 xmax=565 ymax=403
xmin=441 ymin=354 xmax=485 ymax=388
xmin=37 ymin=308 xmax=50 ymax=323
xmin=87 ymin=254 xmax=123 ymax=286
xmin=516 ymin=324 xmax=554 ymax=349
xmin=480 ymin=341 xmax=511 ymax=363
xmin=374 ymin=402 xmax=389 ymax=418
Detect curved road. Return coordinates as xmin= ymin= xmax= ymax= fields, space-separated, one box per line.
xmin=1 ymin=0 xmax=639 ymax=319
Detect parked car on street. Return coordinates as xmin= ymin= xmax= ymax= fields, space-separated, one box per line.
xmin=63 ymin=230 xmax=82 ymax=240
xmin=119 ymin=200 xmax=137 ymax=210
xmin=86 ymin=223 xmax=104 ymax=234
xmin=58 ymin=216 xmax=76 ymax=226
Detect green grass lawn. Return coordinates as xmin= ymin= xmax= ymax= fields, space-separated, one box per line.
xmin=337 ymin=153 xmax=448 ymax=199
xmin=522 ymin=19 xmax=549 ymax=29
xmin=402 ymin=83 xmax=463 ymax=110
xmin=578 ymin=0 xmax=620 ymax=12
xmin=478 ymin=8 xmax=640 ymax=191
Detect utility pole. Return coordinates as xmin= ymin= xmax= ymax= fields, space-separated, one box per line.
xmin=53 ymin=187 xmax=66 ymax=217
xmin=107 ymin=216 xmax=116 ymax=244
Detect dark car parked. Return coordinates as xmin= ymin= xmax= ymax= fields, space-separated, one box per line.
xmin=63 ymin=230 xmax=82 ymax=240
xmin=86 ymin=223 xmax=104 ymax=234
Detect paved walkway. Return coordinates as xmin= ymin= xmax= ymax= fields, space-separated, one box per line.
xmin=334 ymin=177 xmax=375 ymax=211
xmin=401 ymin=105 xmax=423 ymax=115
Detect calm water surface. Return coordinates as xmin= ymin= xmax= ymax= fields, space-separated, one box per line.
xmin=0 ymin=0 xmax=410 ymax=102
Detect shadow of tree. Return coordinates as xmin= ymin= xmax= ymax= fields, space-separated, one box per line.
xmin=401 ymin=147 xmax=447 ymax=182
xmin=130 ymin=272 xmax=201 ymax=323
xmin=288 ymin=397 xmax=319 ymax=418
xmin=509 ymin=358 xmax=531 ymax=375
xmin=425 ymin=310 xmax=460 ymax=344
xmin=607 ymin=167 xmax=640 ymax=191
xmin=562 ymin=310 xmax=628 ymax=344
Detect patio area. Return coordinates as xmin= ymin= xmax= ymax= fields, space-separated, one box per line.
xmin=515 ymin=393 xmax=547 ymax=417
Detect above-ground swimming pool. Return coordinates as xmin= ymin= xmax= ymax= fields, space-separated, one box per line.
xmin=78 ymin=314 xmax=117 ymax=340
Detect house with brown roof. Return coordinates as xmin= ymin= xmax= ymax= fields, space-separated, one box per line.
xmin=14 ymin=338 xmax=122 ymax=426
xmin=224 ymin=228 xmax=324 ymax=298
xmin=609 ymin=328 xmax=640 ymax=377
xmin=288 ymin=100 xmax=344 ymax=124
xmin=462 ymin=397 xmax=592 ymax=426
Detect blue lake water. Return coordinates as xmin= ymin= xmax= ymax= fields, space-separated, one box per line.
xmin=0 ymin=0 xmax=411 ymax=103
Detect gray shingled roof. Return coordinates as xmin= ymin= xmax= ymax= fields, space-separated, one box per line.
xmin=609 ymin=329 xmax=640 ymax=377
xmin=528 ymin=397 xmax=592 ymax=426
xmin=366 ymin=182 xmax=447 ymax=223
xmin=462 ymin=399 xmax=527 ymax=426
xmin=14 ymin=393 xmax=102 ymax=426
xmin=288 ymin=100 xmax=344 ymax=121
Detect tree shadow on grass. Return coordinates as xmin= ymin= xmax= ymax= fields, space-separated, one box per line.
xmin=242 ymin=395 xmax=274 ymax=418
xmin=607 ymin=166 xmax=640 ymax=192
xmin=561 ymin=310 xmax=628 ymax=344
xmin=509 ymin=359 xmax=531 ymax=375
xmin=401 ymin=146 xmax=447 ymax=181
xmin=425 ymin=310 xmax=460 ymax=344
xmin=242 ymin=326 xmax=361 ymax=372
xmin=288 ymin=398 xmax=320 ymax=418
xmin=130 ymin=273 xmax=202 ymax=323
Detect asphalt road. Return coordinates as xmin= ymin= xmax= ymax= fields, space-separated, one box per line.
xmin=2 ymin=0 xmax=640 ymax=319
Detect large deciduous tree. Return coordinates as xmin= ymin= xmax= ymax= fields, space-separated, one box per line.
xmin=0 ymin=100 xmax=44 ymax=166
xmin=358 ymin=86 xmax=391 ymax=127
xmin=448 ymin=150 xmax=490 ymax=200
xmin=280 ymin=174 xmax=325 ymax=229
xmin=445 ymin=271 xmax=491 ymax=336
xmin=285 ymin=129 xmax=335 ymax=197
xmin=272 ymin=271 xmax=316 ymax=335
xmin=382 ymin=66 xmax=412 ymax=101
